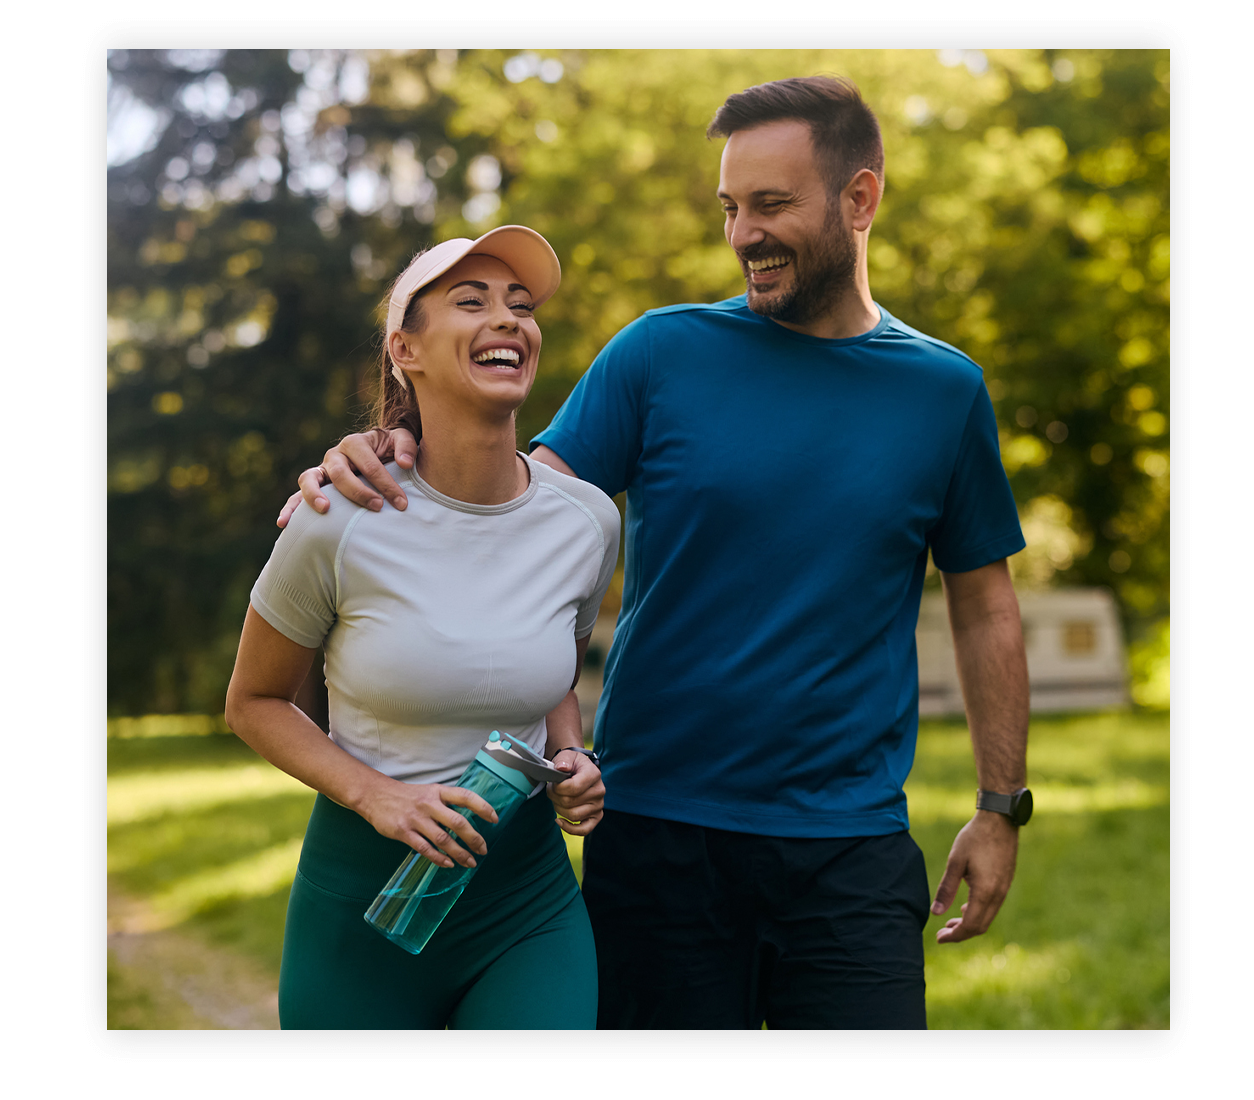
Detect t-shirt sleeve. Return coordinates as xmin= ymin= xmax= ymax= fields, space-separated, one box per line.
xmin=927 ymin=382 xmax=1026 ymax=573
xmin=529 ymin=314 xmax=650 ymax=497
xmin=573 ymin=489 xmax=621 ymax=639
xmin=249 ymin=501 xmax=349 ymax=648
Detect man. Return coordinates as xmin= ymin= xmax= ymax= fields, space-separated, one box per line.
xmin=283 ymin=76 xmax=1030 ymax=1029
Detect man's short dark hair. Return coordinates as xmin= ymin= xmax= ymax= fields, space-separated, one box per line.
xmin=706 ymin=76 xmax=884 ymax=199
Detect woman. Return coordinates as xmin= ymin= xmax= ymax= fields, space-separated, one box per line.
xmin=224 ymin=226 xmax=620 ymax=1029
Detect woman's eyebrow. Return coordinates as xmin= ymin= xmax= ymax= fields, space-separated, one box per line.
xmin=447 ymin=279 xmax=533 ymax=297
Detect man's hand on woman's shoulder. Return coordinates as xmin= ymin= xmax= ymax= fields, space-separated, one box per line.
xmin=276 ymin=427 xmax=419 ymax=527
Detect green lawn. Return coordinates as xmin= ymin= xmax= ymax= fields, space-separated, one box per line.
xmin=907 ymin=711 xmax=1168 ymax=1028
xmin=107 ymin=709 xmax=1167 ymax=1028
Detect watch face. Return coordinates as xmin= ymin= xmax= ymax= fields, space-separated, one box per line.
xmin=1011 ymin=788 xmax=1034 ymax=826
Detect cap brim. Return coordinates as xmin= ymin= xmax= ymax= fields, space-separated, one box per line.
xmin=386 ymin=225 xmax=561 ymax=338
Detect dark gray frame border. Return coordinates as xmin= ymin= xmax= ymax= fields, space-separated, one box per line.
xmin=85 ymin=17 xmax=1183 ymax=1058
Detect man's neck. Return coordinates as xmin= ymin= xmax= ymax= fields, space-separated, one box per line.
xmin=769 ymin=277 xmax=881 ymax=341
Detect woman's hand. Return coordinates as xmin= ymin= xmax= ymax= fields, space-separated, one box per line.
xmin=228 ymin=610 xmax=494 ymax=869
xmin=547 ymin=750 xmax=605 ymax=837
xmin=357 ymin=777 xmax=500 ymax=869
xmin=277 ymin=427 xmax=419 ymax=527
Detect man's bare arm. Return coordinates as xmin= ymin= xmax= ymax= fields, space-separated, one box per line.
xmin=277 ymin=435 xmax=580 ymax=527
xmin=529 ymin=444 xmax=578 ymax=478
xmin=930 ymin=558 xmax=1029 ymax=944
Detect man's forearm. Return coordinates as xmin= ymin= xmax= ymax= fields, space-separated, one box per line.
xmin=942 ymin=561 xmax=1029 ymax=791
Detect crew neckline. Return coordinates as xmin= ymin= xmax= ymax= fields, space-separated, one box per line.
xmin=402 ymin=450 xmax=538 ymax=515
xmin=742 ymin=298 xmax=892 ymax=348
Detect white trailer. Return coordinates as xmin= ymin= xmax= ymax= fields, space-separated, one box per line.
xmin=917 ymin=586 xmax=1127 ymax=716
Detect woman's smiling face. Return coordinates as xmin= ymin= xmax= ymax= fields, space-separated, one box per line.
xmin=392 ymin=253 xmax=543 ymax=416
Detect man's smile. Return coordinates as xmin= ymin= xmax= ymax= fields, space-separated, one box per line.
xmin=746 ymin=256 xmax=792 ymax=273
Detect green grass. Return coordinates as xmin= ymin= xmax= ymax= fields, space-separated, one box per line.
xmin=108 ymin=733 xmax=315 ymax=973
xmin=909 ymin=710 xmax=1169 ymax=1028
xmin=107 ymin=710 xmax=1168 ymax=1028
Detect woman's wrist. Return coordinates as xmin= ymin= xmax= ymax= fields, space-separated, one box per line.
xmin=342 ymin=766 xmax=401 ymax=819
xmin=548 ymin=745 xmax=600 ymax=768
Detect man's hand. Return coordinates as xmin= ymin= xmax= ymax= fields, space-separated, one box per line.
xmin=277 ymin=427 xmax=419 ymax=527
xmin=930 ymin=810 xmax=1019 ymax=943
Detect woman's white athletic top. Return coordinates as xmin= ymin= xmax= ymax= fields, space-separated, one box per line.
xmin=250 ymin=452 xmax=620 ymax=785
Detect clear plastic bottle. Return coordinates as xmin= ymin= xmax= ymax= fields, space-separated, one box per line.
xmin=363 ymin=731 xmax=563 ymax=955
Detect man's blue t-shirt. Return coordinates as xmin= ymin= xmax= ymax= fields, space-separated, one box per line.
xmin=531 ymin=297 xmax=1025 ymax=837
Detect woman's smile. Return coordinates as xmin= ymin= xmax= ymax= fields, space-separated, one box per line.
xmin=397 ymin=254 xmax=544 ymax=411
xmin=470 ymin=340 xmax=527 ymax=370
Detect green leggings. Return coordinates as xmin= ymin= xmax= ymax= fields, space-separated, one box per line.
xmin=278 ymin=792 xmax=597 ymax=1029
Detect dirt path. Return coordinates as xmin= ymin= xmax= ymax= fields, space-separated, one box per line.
xmin=107 ymin=882 xmax=279 ymax=1030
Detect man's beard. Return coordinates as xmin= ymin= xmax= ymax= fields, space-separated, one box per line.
xmin=742 ymin=207 xmax=858 ymax=326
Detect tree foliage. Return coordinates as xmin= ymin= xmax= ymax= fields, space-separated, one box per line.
xmin=107 ymin=49 xmax=481 ymax=712
xmin=107 ymin=48 xmax=1168 ymax=714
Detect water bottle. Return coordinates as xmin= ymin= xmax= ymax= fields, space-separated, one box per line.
xmin=363 ymin=731 xmax=569 ymax=955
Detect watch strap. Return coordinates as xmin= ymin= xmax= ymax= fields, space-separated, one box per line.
xmin=977 ymin=787 xmax=1032 ymax=825
xmin=976 ymin=790 xmax=1015 ymax=815
xmin=551 ymin=746 xmax=600 ymax=767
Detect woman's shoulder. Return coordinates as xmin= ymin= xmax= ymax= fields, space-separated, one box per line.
xmin=528 ymin=456 xmax=621 ymax=535
xmin=278 ymin=461 xmax=408 ymax=551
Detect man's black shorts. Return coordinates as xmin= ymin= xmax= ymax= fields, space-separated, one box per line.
xmin=582 ymin=809 xmax=931 ymax=1029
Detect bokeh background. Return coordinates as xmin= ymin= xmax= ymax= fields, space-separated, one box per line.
xmin=106 ymin=48 xmax=1169 ymax=1029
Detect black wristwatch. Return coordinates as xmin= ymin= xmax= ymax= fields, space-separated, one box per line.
xmin=976 ymin=787 xmax=1033 ymax=826
xmin=550 ymin=746 xmax=600 ymax=768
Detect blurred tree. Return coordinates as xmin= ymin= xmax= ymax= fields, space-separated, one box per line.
xmin=882 ymin=50 xmax=1169 ymax=629
xmin=107 ymin=48 xmax=1168 ymax=715
xmin=107 ymin=48 xmax=486 ymax=713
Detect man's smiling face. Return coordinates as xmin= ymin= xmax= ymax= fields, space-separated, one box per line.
xmin=717 ymin=118 xmax=857 ymax=326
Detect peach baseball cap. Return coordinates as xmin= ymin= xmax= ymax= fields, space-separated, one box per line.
xmin=385 ymin=226 xmax=561 ymax=388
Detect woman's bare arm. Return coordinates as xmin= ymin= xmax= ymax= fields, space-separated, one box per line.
xmin=225 ymin=606 xmax=497 ymax=867
xmin=543 ymin=634 xmax=605 ymax=836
